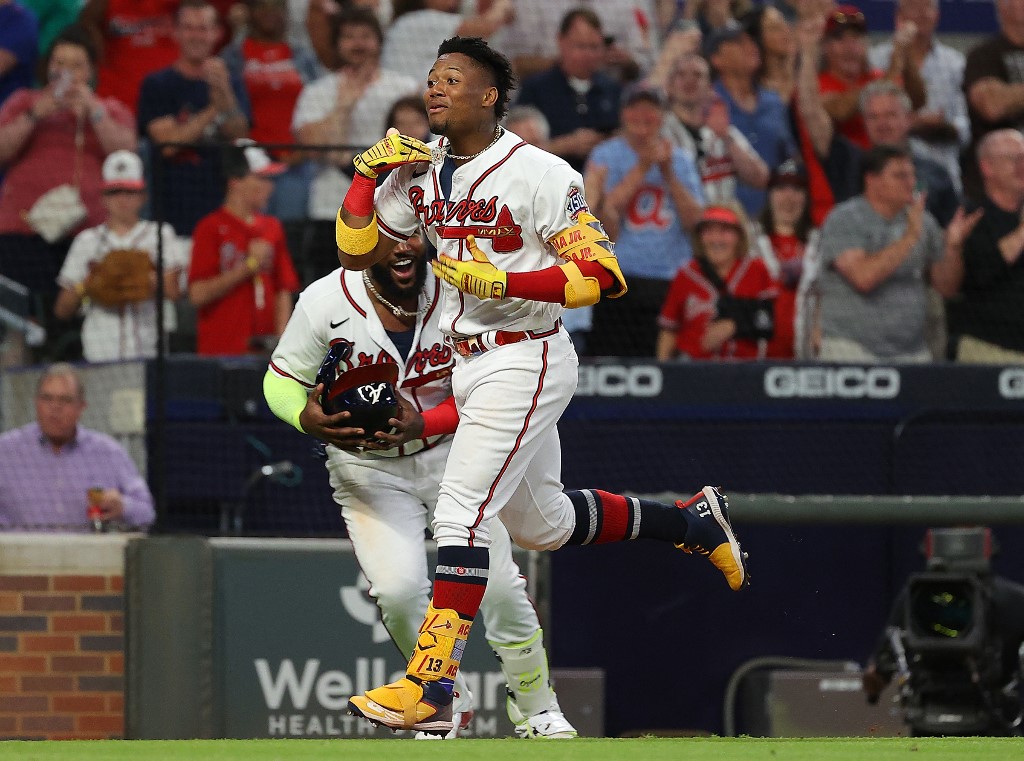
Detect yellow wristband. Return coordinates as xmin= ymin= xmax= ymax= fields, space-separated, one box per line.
xmin=336 ymin=209 xmax=379 ymax=256
xmin=246 ymin=255 xmax=260 ymax=273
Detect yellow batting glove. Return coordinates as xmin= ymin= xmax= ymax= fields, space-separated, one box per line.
xmin=353 ymin=132 xmax=433 ymax=179
xmin=431 ymin=235 xmax=508 ymax=299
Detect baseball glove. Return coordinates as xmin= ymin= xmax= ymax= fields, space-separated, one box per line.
xmin=84 ymin=248 xmax=156 ymax=308
xmin=316 ymin=344 xmax=400 ymax=435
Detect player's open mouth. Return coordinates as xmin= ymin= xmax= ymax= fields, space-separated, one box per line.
xmin=391 ymin=257 xmax=416 ymax=284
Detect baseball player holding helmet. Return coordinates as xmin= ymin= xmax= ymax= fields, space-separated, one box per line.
xmin=264 ymin=235 xmax=576 ymax=738
xmin=335 ymin=36 xmax=751 ymax=737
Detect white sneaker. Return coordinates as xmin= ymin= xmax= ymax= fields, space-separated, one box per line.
xmin=507 ymin=696 xmax=578 ymax=739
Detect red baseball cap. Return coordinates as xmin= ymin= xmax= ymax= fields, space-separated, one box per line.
xmin=696 ymin=205 xmax=743 ymax=231
xmin=826 ymin=5 xmax=867 ymax=37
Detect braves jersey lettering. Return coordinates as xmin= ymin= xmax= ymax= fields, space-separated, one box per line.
xmin=374 ymin=130 xmax=585 ymax=336
xmin=271 ymin=268 xmax=452 ymax=458
xmin=409 ymin=343 xmax=454 ymax=373
xmin=356 ymin=349 xmax=398 ymax=367
xmin=410 ymin=187 xmax=498 ymax=226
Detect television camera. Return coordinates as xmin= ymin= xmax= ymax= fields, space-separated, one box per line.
xmin=870 ymin=527 xmax=1023 ymax=736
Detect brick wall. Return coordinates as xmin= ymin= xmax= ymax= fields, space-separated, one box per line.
xmin=0 ymin=566 xmax=125 ymax=740
xmin=0 ymin=532 xmax=130 ymax=741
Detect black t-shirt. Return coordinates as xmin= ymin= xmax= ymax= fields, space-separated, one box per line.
xmin=963 ymin=35 xmax=1024 ymax=145
xmin=949 ymin=195 xmax=1024 ymax=350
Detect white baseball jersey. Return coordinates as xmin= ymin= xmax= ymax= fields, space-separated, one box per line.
xmin=268 ymin=265 xmax=545 ymax=716
xmin=57 ymin=220 xmax=185 ymax=362
xmin=374 ymin=129 xmax=589 ymax=337
xmin=269 ymin=266 xmax=453 ymax=458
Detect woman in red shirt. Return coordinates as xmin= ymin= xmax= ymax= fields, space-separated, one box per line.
xmin=657 ymin=203 xmax=779 ymax=361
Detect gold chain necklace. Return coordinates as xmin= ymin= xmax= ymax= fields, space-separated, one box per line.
xmin=432 ymin=126 xmax=503 ymax=164
xmin=363 ymin=271 xmax=429 ymax=319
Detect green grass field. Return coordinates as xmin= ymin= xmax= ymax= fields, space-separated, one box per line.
xmin=0 ymin=737 xmax=1016 ymax=761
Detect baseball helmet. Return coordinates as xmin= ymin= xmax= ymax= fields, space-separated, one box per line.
xmin=316 ymin=343 xmax=400 ymax=434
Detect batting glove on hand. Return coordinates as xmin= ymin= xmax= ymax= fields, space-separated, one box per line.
xmin=432 ymin=235 xmax=507 ymax=299
xmin=353 ymin=131 xmax=432 ymax=179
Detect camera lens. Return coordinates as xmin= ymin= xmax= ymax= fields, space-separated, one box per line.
xmin=909 ymin=580 xmax=975 ymax=639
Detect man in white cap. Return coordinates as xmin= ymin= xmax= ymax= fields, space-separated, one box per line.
xmin=54 ymin=150 xmax=186 ymax=362
xmin=188 ymin=139 xmax=300 ymax=355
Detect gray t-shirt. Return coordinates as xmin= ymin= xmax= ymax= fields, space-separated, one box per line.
xmin=817 ymin=196 xmax=944 ymax=358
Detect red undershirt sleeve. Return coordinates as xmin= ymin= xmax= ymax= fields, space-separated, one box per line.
xmin=421 ymin=396 xmax=460 ymax=438
xmin=504 ymin=259 xmax=615 ymax=304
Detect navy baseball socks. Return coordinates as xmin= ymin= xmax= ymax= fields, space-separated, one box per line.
xmin=564 ymin=487 xmax=749 ymax=591
xmin=349 ymin=489 xmax=751 ymax=733
xmin=348 ymin=546 xmax=488 ymax=735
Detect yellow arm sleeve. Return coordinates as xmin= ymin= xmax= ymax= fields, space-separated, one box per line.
xmin=263 ymin=370 xmax=308 ymax=434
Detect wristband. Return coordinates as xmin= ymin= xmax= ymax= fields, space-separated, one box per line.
xmin=336 ymin=209 xmax=379 ymax=256
xmin=343 ymin=172 xmax=377 ymax=218
xmin=246 ymin=255 xmax=260 ymax=273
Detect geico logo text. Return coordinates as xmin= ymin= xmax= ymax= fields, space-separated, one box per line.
xmin=576 ymin=365 xmax=662 ymax=397
xmin=764 ymin=366 xmax=900 ymax=399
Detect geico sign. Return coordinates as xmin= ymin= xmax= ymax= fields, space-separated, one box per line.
xmin=576 ymin=365 xmax=662 ymax=397
xmin=999 ymin=368 xmax=1024 ymax=399
xmin=764 ymin=366 xmax=900 ymax=399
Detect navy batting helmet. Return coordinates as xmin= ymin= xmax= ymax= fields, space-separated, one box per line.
xmin=316 ymin=343 xmax=400 ymax=434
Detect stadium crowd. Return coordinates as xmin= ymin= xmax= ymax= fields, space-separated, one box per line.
xmin=0 ymin=0 xmax=1023 ymax=366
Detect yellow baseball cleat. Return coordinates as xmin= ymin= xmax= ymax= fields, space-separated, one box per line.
xmin=348 ymin=677 xmax=454 ymax=735
xmin=676 ymin=486 xmax=750 ymax=591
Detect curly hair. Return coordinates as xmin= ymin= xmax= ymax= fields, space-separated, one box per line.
xmin=436 ymin=36 xmax=517 ymax=120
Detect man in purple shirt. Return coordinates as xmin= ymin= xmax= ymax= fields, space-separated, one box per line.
xmin=0 ymin=363 xmax=155 ymax=532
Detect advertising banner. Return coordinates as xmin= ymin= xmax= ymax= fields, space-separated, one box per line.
xmin=213 ymin=541 xmax=525 ymax=738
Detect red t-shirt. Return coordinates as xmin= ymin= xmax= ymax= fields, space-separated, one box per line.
xmin=240 ymin=38 xmax=304 ymax=147
xmin=818 ymin=69 xmax=884 ymax=150
xmin=0 ymin=90 xmax=134 ymax=235
xmin=189 ymin=207 xmax=300 ymax=355
xmin=658 ymin=257 xmax=778 ymax=360
xmin=95 ymin=0 xmax=179 ymax=115
xmin=764 ymin=233 xmax=806 ymax=359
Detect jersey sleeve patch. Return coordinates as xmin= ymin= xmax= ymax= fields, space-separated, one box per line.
xmin=565 ymin=187 xmax=589 ymax=222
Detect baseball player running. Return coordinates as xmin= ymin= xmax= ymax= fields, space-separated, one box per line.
xmin=336 ymin=36 xmax=750 ymax=736
xmin=263 ymin=235 xmax=576 ymax=738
